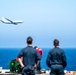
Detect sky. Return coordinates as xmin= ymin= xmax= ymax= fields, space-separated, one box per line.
xmin=0 ymin=0 xmax=76 ymax=48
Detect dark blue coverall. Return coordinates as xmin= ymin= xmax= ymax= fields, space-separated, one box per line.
xmin=46 ymin=47 xmax=67 ymax=75
xmin=18 ymin=46 xmax=41 ymax=75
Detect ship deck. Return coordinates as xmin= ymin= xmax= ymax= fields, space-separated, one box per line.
xmin=0 ymin=68 xmax=76 ymax=75
xmin=0 ymin=73 xmax=76 ymax=75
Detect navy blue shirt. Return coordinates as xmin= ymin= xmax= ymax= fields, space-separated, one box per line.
xmin=46 ymin=47 xmax=67 ymax=68
xmin=18 ymin=46 xmax=41 ymax=66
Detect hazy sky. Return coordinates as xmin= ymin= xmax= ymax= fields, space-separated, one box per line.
xmin=0 ymin=0 xmax=76 ymax=48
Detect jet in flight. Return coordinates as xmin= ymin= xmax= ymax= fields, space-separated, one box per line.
xmin=0 ymin=17 xmax=24 ymax=25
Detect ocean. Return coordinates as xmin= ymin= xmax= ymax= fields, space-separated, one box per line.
xmin=0 ymin=48 xmax=76 ymax=71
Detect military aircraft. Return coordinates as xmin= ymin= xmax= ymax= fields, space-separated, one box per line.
xmin=0 ymin=17 xmax=23 ymax=25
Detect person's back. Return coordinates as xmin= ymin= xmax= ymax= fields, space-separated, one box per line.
xmin=17 ymin=36 xmax=40 ymax=75
xmin=49 ymin=47 xmax=66 ymax=67
xmin=21 ymin=46 xmax=39 ymax=66
xmin=46 ymin=39 xmax=67 ymax=75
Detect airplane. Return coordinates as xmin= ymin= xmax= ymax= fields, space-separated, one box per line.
xmin=0 ymin=17 xmax=24 ymax=25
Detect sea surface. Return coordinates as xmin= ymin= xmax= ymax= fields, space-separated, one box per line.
xmin=0 ymin=48 xmax=76 ymax=71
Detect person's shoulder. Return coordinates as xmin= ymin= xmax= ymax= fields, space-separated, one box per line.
xmin=30 ymin=46 xmax=36 ymax=51
xmin=21 ymin=47 xmax=27 ymax=51
xmin=59 ymin=47 xmax=64 ymax=51
xmin=38 ymin=48 xmax=42 ymax=51
xmin=48 ymin=48 xmax=54 ymax=53
xmin=58 ymin=48 xmax=65 ymax=52
xmin=34 ymin=48 xmax=37 ymax=52
xmin=50 ymin=48 xmax=55 ymax=51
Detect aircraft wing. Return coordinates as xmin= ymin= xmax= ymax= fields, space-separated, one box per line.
xmin=5 ymin=18 xmax=13 ymax=23
xmin=2 ymin=17 xmax=10 ymax=22
xmin=1 ymin=17 xmax=24 ymax=25
xmin=0 ymin=17 xmax=12 ymax=24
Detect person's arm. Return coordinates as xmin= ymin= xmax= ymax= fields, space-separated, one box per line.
xmin=34 ymin=60 xmax=40 ymax=69
xmin=18 ymin=58 xmax=24 ymax=68
xmin=62 ymin=50 xmax=67 ymax=68
xmin=35 ymin=50 xmax=41 ymax=69
xmin=40 ymin=49 xmax=43 ymax=57
xmin=17 ymin=49 xmax=24 ymax=68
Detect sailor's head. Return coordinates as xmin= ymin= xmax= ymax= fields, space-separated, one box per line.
xmin=53 ymin=39 xmax=59 ymax=47
xmin=27 ymin=36 xmax=33 ymax=44
xmin=34 ymin=46 xmax=38 ymax=50
xmin=34 ymin=46 xmax=37 ymax=49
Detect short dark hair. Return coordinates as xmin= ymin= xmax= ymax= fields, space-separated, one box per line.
xmin=53 ymin=39 xmax=59 ymax=46
xmin=34 ymin=46 xmax=38 ymax=49
xmin=27 ymin=36 xmax=33 ymax=44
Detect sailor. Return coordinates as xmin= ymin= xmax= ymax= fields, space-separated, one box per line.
xmin=17 ymin=36 xmax=41 ymax=75
xmin=34 ymin=46 xmax=43 ymax=73
xmin=46 ymin=39 xmax=67 ymax=75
